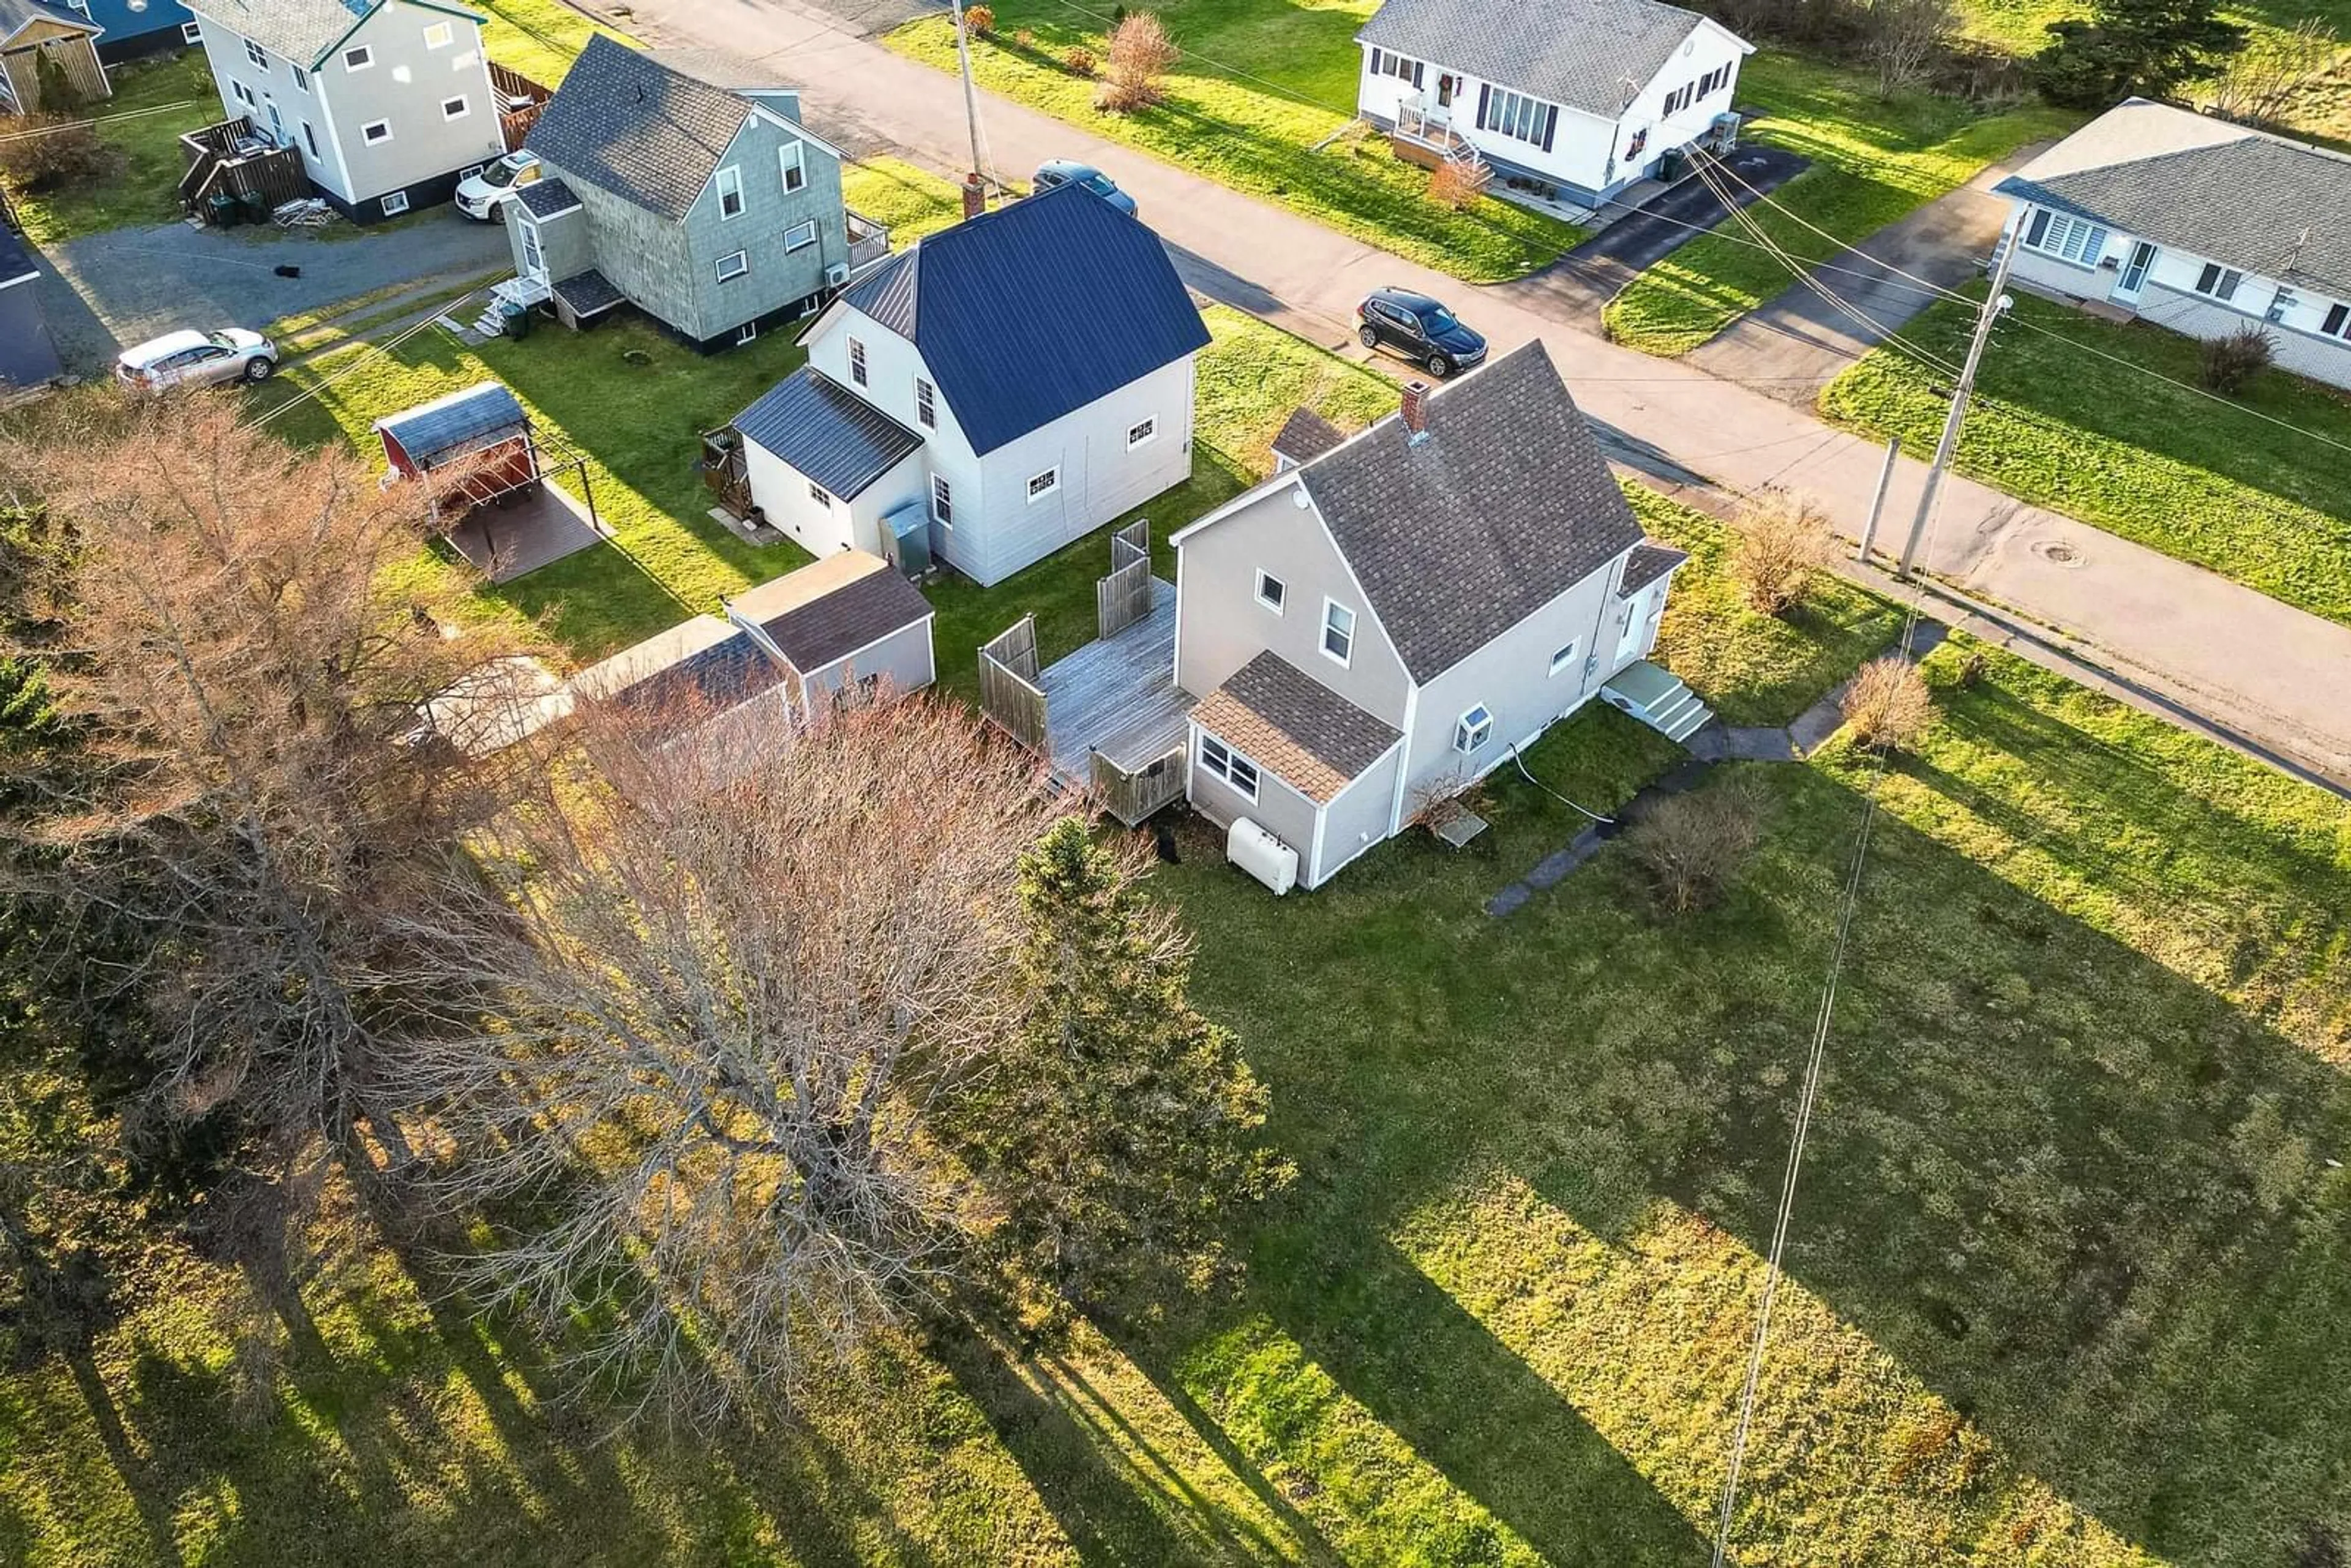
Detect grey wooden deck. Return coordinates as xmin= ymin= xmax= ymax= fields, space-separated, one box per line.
xmin=1039 ymin=578 xmax=1191 ymax=782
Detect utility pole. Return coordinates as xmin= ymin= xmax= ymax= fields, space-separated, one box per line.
xmin=1854 ymin=436 xmax=1899 ymax=563
xmin=947 ymin=0 xmax=989 ymax=201
xmin=1896 ymin=231 xmax=2018 ymax=581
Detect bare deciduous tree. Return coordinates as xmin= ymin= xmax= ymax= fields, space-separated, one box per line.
xmin=1097 ymin=12 xmax=1179 ymax=111
xmin=400 ymin=694 xmax=1064 ymax=1425
xmin=1622 ymin=773 xmax=1768 ymax=916
xmin=0 ymin=394 xmax=535 ymax=1319
xmin=1840 ymin=655 xmax=1935 ymax=751
xmin=2207 ymin=20 xmax=2342 ymax=126
xmin=1861 ymin=0 xmax=1960 ymax=94
xmin=1730 ymin=487 xmax=1834 ymax=617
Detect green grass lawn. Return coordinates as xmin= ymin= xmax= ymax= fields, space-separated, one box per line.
xmin=473 ymin=0 xmax=629 ymax=86
xmin=882 ymin=0 xmax=1585 ymax=283
xmin=8 ymin=51 xmax=221 ymax=246
xmin=1603 ymin=52 xmax=2078 ymax=356
xmin=1819 ymin=285 xmax=2351 ymax=626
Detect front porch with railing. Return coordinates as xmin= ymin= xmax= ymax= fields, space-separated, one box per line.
xmin=846 ymin=209 xmax=891 ymax=272
xmin=977 ymin=522 xmax=1193 ymax=826
xmin=1387 ymin=100 xmax=1487 ymax=179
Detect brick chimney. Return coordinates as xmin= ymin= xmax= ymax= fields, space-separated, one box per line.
xmin=1400 ymin=380 xmax=1431 ymax=439
xmin=961 ymin=172 xmax=986 ymax=220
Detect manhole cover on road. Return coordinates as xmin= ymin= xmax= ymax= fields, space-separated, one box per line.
xmin=2033 ymin=539 xmax=2083 ymax=566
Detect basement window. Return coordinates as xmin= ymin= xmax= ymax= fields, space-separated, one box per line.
xmin=380 ymin=190 xmax=411 ymax=216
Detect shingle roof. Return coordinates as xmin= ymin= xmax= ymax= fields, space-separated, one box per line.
xmin=1618 ymin=541 xmax=1687 ymax=597
xmin=1272 ymin=407 xmax=1344 ymax=466
xmin=1355 ymin=0 xmax=1735 ymax=119
xmin=1192 ymin=651 xmax=1402 ymax=805
xmin=1295 ymin=341 xmax=1643 ymax=683
xmin=514 ymin=177 xmax=581 ymax=219
xmin=184 ymin=0 xmax=474 ymax=66
xmin=647 ymin=47 xmax=792 ymax=94
xmin=1993 ymin=99 xmax=2351 ymax=296
xmin=374 ymin=382 xmax=529 ymax=466
xmin=0 ymin=0 xmax=102 ymax=40
xmin=571 ymin=614 xmax=785 ymax=715
xmin=727 ymin=550 xmax=931 ymax=673
xmin=732 ymin=367 xmax=926 ymax=501
xmin=552 ymin=268 xmax=624 ymax=317
xmin=833 ymin=183 xmax=1210 ymax=456
xmin=525 ymin=34 xmax=756 ymax=222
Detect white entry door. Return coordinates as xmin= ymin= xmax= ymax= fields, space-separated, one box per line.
xmin=1617 ymin=588 xmax=1653 ymax=661
xmin=2111 ymin=241 xmax=2158 ymax=306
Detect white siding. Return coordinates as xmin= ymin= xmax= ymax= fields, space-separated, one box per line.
xmin=800 ymin=617 xmax=937 ymax=711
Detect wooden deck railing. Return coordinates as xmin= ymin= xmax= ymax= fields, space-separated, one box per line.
xmin=489 ymin=61 xmax=553 ymax=152
xmin=1096 ymin=519 xmax=1153 ymax=639
xmin=178 ymin=118 xmax=310 ymax=218
xmin=978 ymin=616 xmax=1048 ymax=754
xmin=1091 ymin=747 xmax=1185 ymax=827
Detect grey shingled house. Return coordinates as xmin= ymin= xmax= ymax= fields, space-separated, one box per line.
xmin=1166 ymin=342 xmax=1704 ymax=889
xmin=492 ymin=35 xmax=882 ymax=349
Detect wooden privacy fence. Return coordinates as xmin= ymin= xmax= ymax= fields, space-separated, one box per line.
xmin=1097 ymin=519 xmax=1153 ymax=640
xmin=1091 ymin=748 xmax=1185 ymax=827
xmin=978 ymin=615 xmax=1048 ymax=754
xmin=490 ymin=61 xmax=552 ymax=152
xmin=178 ymin=119 xmax=309 ymax=217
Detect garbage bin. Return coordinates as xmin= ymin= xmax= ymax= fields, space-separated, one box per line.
xmin=207 ymin=190 xmax=241 ymax=228
xmin=500 ymin=301 xmax=533 ymax=340
xmin=1657 ymin=147 xmax=1684 ymax=183
xmin=239 ymin=189 xmax=272 ymax=225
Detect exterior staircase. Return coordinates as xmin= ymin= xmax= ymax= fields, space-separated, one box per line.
xmin=1601 ymin=660 xmax=1714 ymax=744
xmin=471 ymin=275 xmax=552 ymax=338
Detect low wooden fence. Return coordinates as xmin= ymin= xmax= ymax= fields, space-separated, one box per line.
xmin=1092 ymin=747 xmax=1186 ymax=827
xmin=978 ymin=616 xmax=1047 ymax=754
xmin=490 ymin=61 xmax=552 ymax=152
xmin=1097 ymin=519 xmax=1153 ymax=639
xmin=178 ymin=119 xmax=309 ymax=217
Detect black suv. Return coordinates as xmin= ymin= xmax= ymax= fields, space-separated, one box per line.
xmin=1355 ymin=287 xmax=1488 ymax=378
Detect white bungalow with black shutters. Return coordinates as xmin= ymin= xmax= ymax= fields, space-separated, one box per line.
xmin=1355 ymin=0 xmax=1750 ymax=209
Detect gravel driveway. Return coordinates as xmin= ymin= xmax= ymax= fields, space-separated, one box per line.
xmin=34 ymin=209 xmax=508 ymax=372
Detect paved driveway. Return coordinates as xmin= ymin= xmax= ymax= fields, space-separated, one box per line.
xmin=1506 ymin=143 xmax=1809 ymax=321
xmin=1688 ymin=144 xmax=2049 ymax=402
xmin=36 ymin=210 xmax=508 ymax=371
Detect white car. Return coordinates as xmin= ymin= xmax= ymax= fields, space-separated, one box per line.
xmin=456 ymin=151 xmax=544 ymax=222
xmin=116 ymin=329 xmax=279 ymax=392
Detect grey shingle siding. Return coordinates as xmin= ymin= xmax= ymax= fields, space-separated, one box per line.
xmin=1297 ymin=341 xmax=1644 ymax=683
xmin=524 ymin=34 xmax=757 ymax=222
xmin=1355 ymin=0 xmax=1709 ymax=119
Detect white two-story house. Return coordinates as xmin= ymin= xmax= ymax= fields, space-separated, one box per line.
xmin=183 ymin=0 xmax=507 ymax=220
xmin=1169 ymin=342 xmax=1693 ymax=890
xmin=1992 ymin=97 xmax=2351 ymax=392
xmin=727 ymin=182 xmax=1210 ymax=586
xmin=1354 ymin=0 xmax=1752 ymax=211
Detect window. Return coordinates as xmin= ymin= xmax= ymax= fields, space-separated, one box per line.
xmin=441 ymin=95 xmax=470 ymax=121
xmin=1479 ymin=87 xmax=1555 ymax=148
xmin=519 ymin=221 xmax=542 ymax=276
xmin=1548 ymin=639 xmax=1578 ymax=677
xmin=2195 ymin=261 xmax=2246 ymax=302
xmin=714 ymin=249 xmax=749 ymax=282
xmin=343 ymin=44 xmax=373 ymax=70
xmin=735 ymin=320 xmax=759 ymax=346
xmin=1453 ymin=704 xmax=1494 ymax=755
xmin=1254 ymin=569 xmax=1286 ymax=613
xmin=182 ymin=20 xmax=203 ymax=43
xmin=783 ymin=219 xmax=817 ymax=252
xmin=423 ymin=20 xmax=453 ymax=47
xmin=1027 ymin=467 xmax=1060 ymax=501
xmin=2323 ymin=301 xmax=2350 ymax=340
xmin=290 ymin=64 xmax=309 ymax=91
xmin=779 ymin=140 xmax=806 ymax=192
xmin=915 ymin=377 xmax=936 ymax=429
xmin=931 ymin=474 xmax=953 ymax=526
xmin=302 ymin=121 xmax=320 ymax=158
xmin=809 ymin=481 xmax=833 ymax=509
xmin=380 ymin=190 xmax=410 ymax=216
xmin=1127 ymin=416 xmax=1156 ymax=449
xmin=716 ymin=165 xmax=744 ymax=219
xmin=1368 ymin=48 xmax=1419 ymax=83
xmin=1198 ymin=735 xmax=1259 ymax=801
xmin=1321 ymin=599 xmax=1354 ymax=666
xmin=847 ymin=337 xmax=867 ymax=386
xmin=361 ymin=119 xmax=392 ymax=144
xmin=2021 ymin=208 xmax=2108 ymax=266
xmin=244 ymin=38 xmax=268 ymax=67
xmin=230 ymin=80 xmax=255 ymax=107
xmin=2267 ymin=285 xmax=2298 ymax=323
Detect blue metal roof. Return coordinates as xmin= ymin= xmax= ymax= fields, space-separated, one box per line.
xmin=834 ymin=182 xmax=1209 ymax=456
xmin=0 ymin=225 xmax=38 ymax=290
xmin=374 ymin=383 xmax=530 ymax=466
xmin=732 ymin=367 xmax=925 ymax=500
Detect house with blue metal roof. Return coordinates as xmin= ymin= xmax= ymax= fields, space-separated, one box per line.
xmin=75 ymin=0 xmax=201 ymax=64
xmin=727 ymin=182 xmax=1211 ymax=587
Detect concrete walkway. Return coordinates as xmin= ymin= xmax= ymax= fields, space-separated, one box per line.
xmin=592 ymin=0 xmax=2351 ymax=790
xmin=1689 ymin=146 xmax=2047 ymax=404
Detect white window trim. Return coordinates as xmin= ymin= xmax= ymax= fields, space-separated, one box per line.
xmin=290 ymin=64 xmax=309 ymax=92
xmin=1548 ymin=640 xmax=1578 ymax=677
xmin=914 ymin=377 xmax=936 ymax=429
xmin=2194 ymin=261 xmax=2246 ymax=304
xmin=848 ymin=337 xmax=868 ymax=386
xmin=1453 ymin=703 xmax=1494 ymax=756
xmin=1026 ymin=467 xmax=1060 ymax=503
xmin=1321 ymin=598 xmax=1354 ymax=668
xmin=1198 ymin=733 xmax=1261 ymax=803
xmin=735 ymin=320 xmax=759 ymax=345
xmin=380 ymin=190 xmax=411 ymax=216
xmin=343 ymin=44 xmax=374 ymax=70
xmin=714 ymin=249 xmax=749 ymax=282
xmin=779 ymin=140 xmax=806 ymax=192
xmin=360 ymin=118 xmax=392 ymax=144
xmin=441 ymin=95 xmax=470 ymax=121
xmin=931 ymin=474 xmax=953 ymax=527
xmin=244 ymin=38 xmax=268 ymax=68
xmin=783 ymin=219 xmax=818 ymax=252
xmin=809 ymin=481 xmax=833 ymax=508
xmin=1254 ymin=569 xmax=1285 ymax=615
xmin=2022 ymin=208 xmax=2108 ymax=268
xmin=1127 ymin=416 xmax=1157 ymax=449
xmin=715 ymin=165 xmax=744 ymax=220
xmin=182 ymin=20 xmax=203 ymax=43
xmin=422 ymin=20 xmax=453 ymax=48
